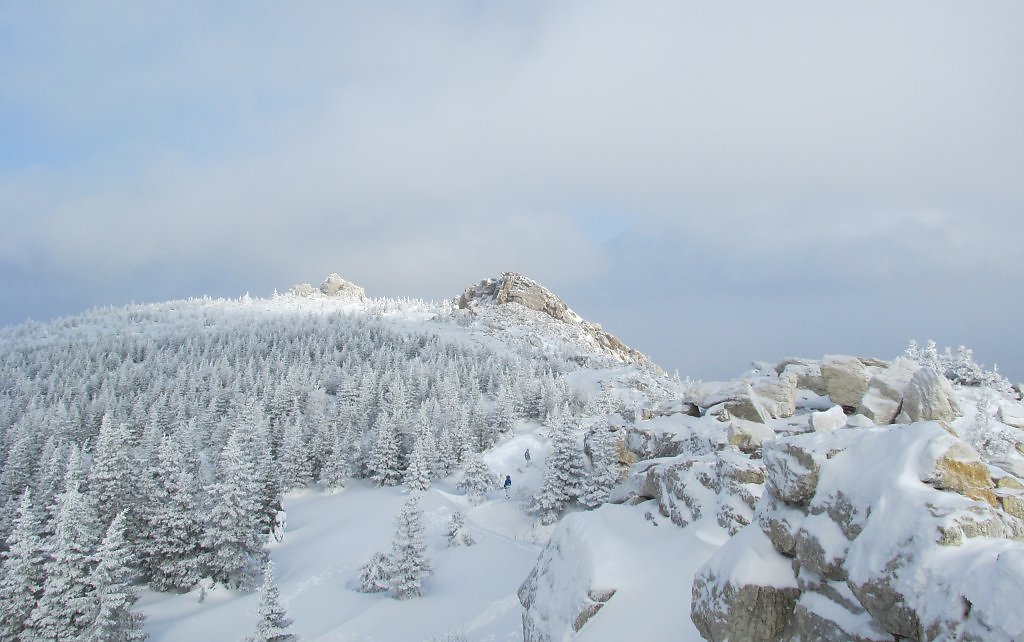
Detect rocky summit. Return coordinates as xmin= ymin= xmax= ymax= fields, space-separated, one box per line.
xmin=457 ymin=271 xmax=652 ymax=369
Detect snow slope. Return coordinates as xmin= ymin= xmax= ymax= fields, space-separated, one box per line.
xmin=140 ymin=421 xmax=554 ymax=641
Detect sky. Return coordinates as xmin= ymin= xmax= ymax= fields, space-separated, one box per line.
xmin=1 ymin=1 xmax=1022 ymax=382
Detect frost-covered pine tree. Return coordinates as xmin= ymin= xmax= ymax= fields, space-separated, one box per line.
xmin=534 ymin=416 xmax=585 ymax=525
xmin=320 ymin=424 xmax=356 ymax=491
xmin=578 ymin=426 xmax=621 ymax=509
xmin=367 ymin=415 xmax=404 ymax=487
xmin=457 ymin=450 xmax=495 ymax=504
xmin=403 ymin=431 xmax=434 ymax=492
xmin=446 ymin=511 xmax=474 ymax=547
xmin=247 ymin=561 xmax=296 ymax=642
xmin=0 ymin=491 xmax=46 ymax=641
xmin=88 ymin=512 xmax=147 ymax=642
xmin=141 ymin=435 xmax=204 ymax=592
xmin=26 ymin=480 xmax=102 ymax=640
xmin=922 ymin=340 xmax=942 ymax=375
xmin=203 ymin=426 xmax=267 ymax=590
xmin=89 ymin=415 xmax=138 ymax=529
xmin=357 ymin=551 xmax=392 ymax=593
xmin=279 ymin=419 xmax=313 ymax=491
xmin=389 ymin=494 xmax=431 ymax=599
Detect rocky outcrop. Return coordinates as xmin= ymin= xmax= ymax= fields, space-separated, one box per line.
xmin=457 ymin=272 xmax=651 ymax=367
xmin=319 ymin=273 xmax=367 ymax=301
xmin=518 ymin=513 xmax=621 ymax=641
xmin=288 ymin=273 xmax=367 ymax=302
xmin=692 ymin=423 xmax=1024 ymax=642
xmin=629 ymin=446 xmax=765 ymax=535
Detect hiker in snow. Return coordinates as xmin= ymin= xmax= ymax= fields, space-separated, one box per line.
xmin=503 ymin=475 xmax=512 ymax=499
xmin=524 ymin=449 xmax=531 ymax=466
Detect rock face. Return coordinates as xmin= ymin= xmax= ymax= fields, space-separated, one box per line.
xmin=632 ymin=445 xmax=765 ymax=534
xmin=459 ymin=271 xmax=581 ymax=325
xmin=691 ymin=423 xmax=1024 ymax=642
xmin=457 ymin=272 xmax=650 ymax=367
xmin=319 ymin=273 xmax=367 ymax=301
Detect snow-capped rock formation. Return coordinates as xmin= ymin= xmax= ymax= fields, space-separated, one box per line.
xmin=287 ymin=273 xmax=367 ymax=302
xmin=519 ymin=350 xmax=1024 ymax=641
xmin=457 ymin=272 xmax=652 ymax=368
xmin=692 ymin=422 xmax=1024 ymax=641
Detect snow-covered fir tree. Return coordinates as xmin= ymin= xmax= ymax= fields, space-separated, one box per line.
xmin=578 ymin=426 xmax=621 ymax=509
xmin=319 ymin=424 xmax=357 ymax=491
xmin=0 ymin=491 xmax=46 ymax=641
xmin=446 ymin=511 xmax=474 ymax=547
xmin=367 ymin=414 xmax=404 ymax=486
xmin=356 ymin=552 xmax=392 ymax=594
xmin=26 ymin=479 xmax=102 ymax=640
xmin=247 ymin=561 xmax=296 ymax=642
xmin=457 ymin=450 xmax=496 ymax=504
xmin=403 ymin=430 xmax=435 ymax=492
xmin=203 ymin=426 xmax=268 ymax=591
xmin=89 ymin=415 xmax=138 ymax=530
xmin=140 ymin=434 xmax=204 ymax=592
xmin=88 ymin=512 xmax=148 ymax=642
xmin=389 ymin=494 xmax=431 ymax=599
xmin=279 ymin=419 xmax=313 ymax=491
xmin=534 ymin=411 xmax=585 ymax=525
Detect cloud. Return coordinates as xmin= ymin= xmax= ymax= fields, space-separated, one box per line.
xmin=1 ymin=1 xmax=1022 ymax=379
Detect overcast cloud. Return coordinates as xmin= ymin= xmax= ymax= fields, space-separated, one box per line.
xmin=1 ymin=1 xmax=1021 ymax=381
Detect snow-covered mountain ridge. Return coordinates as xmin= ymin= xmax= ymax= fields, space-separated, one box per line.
xmin=1 ymin=273 xmax=1022 ymax=641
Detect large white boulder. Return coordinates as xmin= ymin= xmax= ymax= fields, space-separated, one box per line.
xmin=821 ymin=355 xmax=875 ymax=408
xmin=857 ymin=357 xmax=921 ymax=424
xmin=898 ymin=366 xmax=963 ymax=423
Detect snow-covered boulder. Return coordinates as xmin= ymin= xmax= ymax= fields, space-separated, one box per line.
xmin=690 ymin=526 xmax=799 ymax=642
xmin=518 ymin=513 xmax=617 ymax=641
xmin=727 ymin=418 xmax=776 ymax=453
xmin=695 ymin=422 xmax=1024 ymax=642
xmin=810 ymin=405 xmax=847 ymax=433
xmin=752 ymin=373 xmax=799 ymax=419
xmin=628 ymin=446 xmax=765 ymax=534
xmin=998 ymin=404 xmax=1024 ymax=430
xmin=898 ymin=366 xmax=963 ymax=423
xmin=776 ymin=358 xmax=828 ymax=396
xmin=820 ymin=355 xmax=876 ymax=408
xmin=856 ymin=357 xmax=920 ymax=424
xmin=698 ymin=375 xmax=798 ymax=423
xmin=701 ymin=382 xmax=771 ymax=423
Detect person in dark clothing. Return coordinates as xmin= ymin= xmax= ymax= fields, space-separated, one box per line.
xmin=503 ymin=475 xmax=512 ymax=499
xmin=524 ymin=448 xmax=531 ymax=466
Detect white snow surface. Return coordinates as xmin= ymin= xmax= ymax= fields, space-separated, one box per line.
xmin=141 ymin=423 xmax=550 ymax=642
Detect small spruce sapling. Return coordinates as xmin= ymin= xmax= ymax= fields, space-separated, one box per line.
xmin=248 ymin=561 xmax=296 ymax=642
xmin=446 ymin=511 xmax=474 ymax=547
